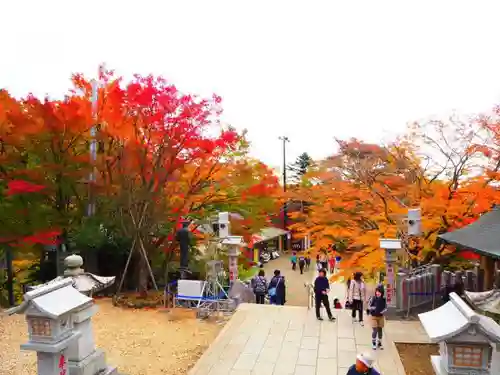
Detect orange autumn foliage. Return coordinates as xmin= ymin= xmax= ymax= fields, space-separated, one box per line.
xmin=290 ymin=116 xmax=500 ymax=280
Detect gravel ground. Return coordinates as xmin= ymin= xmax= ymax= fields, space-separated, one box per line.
xmin=0 ymin=299 xmax=223 ymax=375
xmin=396 ymin=343 xmax=439 ymax=375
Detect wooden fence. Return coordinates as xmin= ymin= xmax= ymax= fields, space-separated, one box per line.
xmin=396 ymin=264 xmax=500 ymax=316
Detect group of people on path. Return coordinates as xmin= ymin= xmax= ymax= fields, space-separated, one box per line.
xmin=250 ymin=251 xmax=384 ymax=374
xmin=289 ymin=252 xmax=310 ymax=274
xmin=250 ymin=269 xmax=286 ymax=305
xmin=312 ymin=267 xmax=387 ymax=352
xmin=312 ymin=268 xmax=384 ymax=374
xmin=289 ymin=251 xmax=338 ymax=275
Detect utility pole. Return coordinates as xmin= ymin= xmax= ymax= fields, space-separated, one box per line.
xmin=88 ymin=79 xmax=99 ymax=217
xmin=56 ymin=78 xmax=99 ymax=277
xmin=279 ymin=136 xmax=290 ymax=251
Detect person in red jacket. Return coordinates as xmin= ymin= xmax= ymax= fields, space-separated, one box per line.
xmin=333 ymin=298 xmax=342 ymax=309
xmin=328 ymin=255 xmax=336 ymax=274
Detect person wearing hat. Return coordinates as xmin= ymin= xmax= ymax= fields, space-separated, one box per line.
xmin=346 ymin=352 xmax=380 ymax=375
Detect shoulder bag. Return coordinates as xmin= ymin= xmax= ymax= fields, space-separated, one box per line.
xmin=268 ymin=277 xmax=281 ymax=297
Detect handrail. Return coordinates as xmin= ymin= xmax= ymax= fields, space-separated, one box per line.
xmin=304 ymin=282 xmax=314 ymax=310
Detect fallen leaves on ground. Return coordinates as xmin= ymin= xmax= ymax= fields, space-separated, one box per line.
xmin=0 ymin=299 xmax=223 ymax=375
xmin=396 ymin=343 xmax=438 ymax=375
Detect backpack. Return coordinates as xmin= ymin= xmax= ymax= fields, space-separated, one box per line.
xmin=253 ymin=276 xmax=267 ymax=294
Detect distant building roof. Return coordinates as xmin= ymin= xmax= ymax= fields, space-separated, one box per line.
xmin=419 ymin=292 xmax=500 ymax=343
xmin=438 ymin=207 xmax=500 ymax=259
xmin=252 ymin=227 xmax=289 ymax=244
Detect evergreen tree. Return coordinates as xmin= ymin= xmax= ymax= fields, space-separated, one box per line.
xmin=288 ymin=152 xmax=313 ymax=183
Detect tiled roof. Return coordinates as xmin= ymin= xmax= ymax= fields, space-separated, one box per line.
xmin=438 ymin=206 xmax=500 ymax=259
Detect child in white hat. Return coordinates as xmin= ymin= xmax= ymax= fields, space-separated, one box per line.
xmin=346 ymin=352 xmax=380 ymax=375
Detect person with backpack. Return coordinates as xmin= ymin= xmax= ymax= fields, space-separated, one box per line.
xmin=348 ymin=272 xmax=366 ymax=326
xmin=251 ymin=269 xmax=268 ymax=304
xmin=298 ymin=255 xmax=306 ymax=274
xmin=305 ymin=254 xmax=311 ymax=269
xmin=368 ymin=286 xmax=387 ymax=350
xmin=268 ymin=269 xmax=286 ymax=305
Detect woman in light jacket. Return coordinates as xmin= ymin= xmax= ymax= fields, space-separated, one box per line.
xmin=348 ymin=272 xmax=366 ymax=326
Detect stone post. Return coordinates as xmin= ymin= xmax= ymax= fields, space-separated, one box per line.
xmin=442 ymin=271 xmax=452 ymax=289
xmin=396 ymin=272 xmax=406 ymax=312
xmin=481 ymin=255 xmax=495 ymax=290
xmin=228 ymin=247 xmax=239 ymax=284
xmin=380 ymin=239 xmax=401 ymax=315
xmin=222 ymin=236 xmax=244 ymax=285
xmin=495 ymin=270 xmax=500 ymax=289
xmin=477 ymin=267 xmax=485 ymax=292
xmin=465 ymin=270 xmax=475 ymax=291
xmin=67 ymin=304 xmax=117 ymax=375
xmin=429 ymin=265 xmax=440 ymax=307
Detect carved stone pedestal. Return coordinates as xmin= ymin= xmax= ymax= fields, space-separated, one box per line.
xmin=69 ymin=349 xmax=117 ymax=375
xmin=67 ymin=303 xmax=116 ymax=375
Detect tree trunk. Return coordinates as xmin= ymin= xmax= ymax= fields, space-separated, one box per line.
xmin=137 ymin=252 xmax=150 ymax=297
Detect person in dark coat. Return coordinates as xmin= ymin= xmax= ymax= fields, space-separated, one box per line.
xmin=314 ymin=268 xmax=335 ymax=321
xmin=298 ymin=255 xmax=306 ymax=274
xmin=305 ymin=254 xmax=311 ymax=269
xmin=368 ymin=286 xmax=387 ymax=350
xmin=346 ymin=353 xmax=380 ymax=375
xmin=268 ymin=269 xmax=286 ymax=305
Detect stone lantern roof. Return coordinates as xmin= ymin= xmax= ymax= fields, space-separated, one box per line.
xmin=419 ymin=292 xmax=500 ymax=343
xmin=29 ymin=254 xmax=116 ymax=296
xmin=6 ymin=278 xmax=92 ymax=318
xmin=465 ymin=289 xmax=500 ymax=316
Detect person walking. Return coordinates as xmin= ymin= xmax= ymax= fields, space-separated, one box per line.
xmin=314 ymin=268 xmax=336 ymax=321
xmin=268 ymin=269 xmax=286 ymax=305
xmin=290 ymin=252 xmax=297 ymax=271
xmin=316 ymin=259 xmax=322 ymax=273
xmin=298 ymin=254 xmax=306 ymax=274
xmin=348 ymin=272 xmax=366 ymax=326
xmin=305 ymin=254 xmax=311 ymax=270
xmin=335 ymin=255 xmax=341 ymax=272
xmin=368 ymin=286 xmax=387 ymax=350
xmin=328 ymin=255 xmax=336 ymax=274
xmin=251 ymin=269 xmax=268 ymax=304
xmin=345 ymin=277 xmax=352 ymax=309
xmin=346 ymin=353 xmax=380 ymax=375
xmin=320 ymin=252 xmax=328 ymax=270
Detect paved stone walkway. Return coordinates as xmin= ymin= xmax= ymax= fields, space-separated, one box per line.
xmin=189 ymin=279 xmax=429 ymax=375
xmin=262 ymin=255 xmax=314 ymax=307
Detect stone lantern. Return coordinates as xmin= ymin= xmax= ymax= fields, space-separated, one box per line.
xmin=222 ymin=235 xmax=244 ymax=284
xmin=419 ymin=292 xmax=500 ymax=375
xmin=7 ymin=278 xmax=119 ymax=375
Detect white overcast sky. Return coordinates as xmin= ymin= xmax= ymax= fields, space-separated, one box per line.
xmin=2 ymin=1 xmax=500 ymax=171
